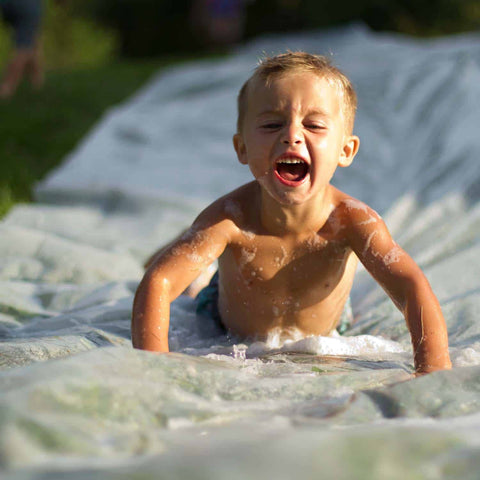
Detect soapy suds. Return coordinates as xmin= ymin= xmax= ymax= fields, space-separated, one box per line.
xmin=240 ymin=247 xmax=257 ymax=267
xmin=304 ymin=234 xmax=328 ymax=252
xmin=263 ymin=326 xmax=307 ymax=349
xmin=383 ymin=245 xmax=402 ymax=266
xmin=328 ymin=214 xmax=345 ymax=236
xmin=171 ymin=229 xmax=209 ymax=257
xmin=242 ymin=229 xmax=256 ymax=240
xmin=343 ymin=198 xmax=369 ymax=213
xmin=243 ymin=328 xmax=407 ymax=357
xmin=362 ymin=231 xmax=377 ymax=258
xmin=186 ymin=253 xmax=204 ymax=264
xmin=274 ymin=245 xmax=288 ymax=268
xmin=356 ymin=216 xmax=378 ymax=226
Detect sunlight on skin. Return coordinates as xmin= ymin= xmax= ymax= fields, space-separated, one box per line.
xmin=133 ymin=56 xmax=451 ymax=375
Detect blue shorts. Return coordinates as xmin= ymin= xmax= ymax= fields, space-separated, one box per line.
xmin=1 ymin=0 xmax=42 ymax=48
xmin=196 ymin=272 xmax=354 ymax=335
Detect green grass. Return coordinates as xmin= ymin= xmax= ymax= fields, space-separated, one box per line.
xmin=0 ymin=58 xmax=187 ymax=218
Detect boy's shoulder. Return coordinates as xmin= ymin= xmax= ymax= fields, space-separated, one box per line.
xmin=329 ymin=189 xmax=394 ymax=255
xmin=330 ymin=188 xmax=384 ymax=234
xmin=192 ymin=182 xmax=258 ymax=234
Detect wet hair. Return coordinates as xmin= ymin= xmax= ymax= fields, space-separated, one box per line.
xmin=236 ymin=51 xmax=357 ymax=134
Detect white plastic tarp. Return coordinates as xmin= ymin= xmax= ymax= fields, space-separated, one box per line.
xmin=1 ymin=24 xmax=480 ymax=478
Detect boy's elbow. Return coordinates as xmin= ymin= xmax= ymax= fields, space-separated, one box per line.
xmin=136 ymin=271 xmax=172 ymax=306
xmin=388 ymin=260 xmax=431 ymax=309
xmin=397 ymin=275 xmax=429 ymax=312
xmin=407 ymin=270 xmax=435 ymax=298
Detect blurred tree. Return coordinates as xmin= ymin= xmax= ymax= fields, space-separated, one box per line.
xmin=381 ymin=0 xmax=480 ymax=35
xmin=0 ymin=0 xmax=118 ymax=70
xmin=54 ymin=0 xmax=480 ymax=60
xmin=294 ymin=0 xmax=480 ymax=36
xmin=0 ymin=14 xmax=13 ymax=66
xmin=245 ymin=0 xmax=303 ymax=37
xmin=43 ymin=1 xmax=118 ymax=69
xmin=4 ymin=0 xmax=476 ymax=64
xmin=72 ymin=0 xmax=199 ymax=57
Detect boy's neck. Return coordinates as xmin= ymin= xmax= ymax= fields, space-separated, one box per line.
xmin=259 ymin=186 xmax=333 ymax=236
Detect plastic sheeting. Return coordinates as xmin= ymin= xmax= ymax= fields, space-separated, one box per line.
xmin=1 ymin=24 xmax=480 ymax=478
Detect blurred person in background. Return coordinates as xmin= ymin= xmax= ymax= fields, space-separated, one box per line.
xmin=190 ymin=0 xmax=248 ymax=47
xmin=0 ymin=0 xmax=44 ymax=98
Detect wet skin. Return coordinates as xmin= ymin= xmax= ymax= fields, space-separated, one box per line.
xmin=132 ymin=72 xmax=452 ymax=374
xmin=216 ymin=183 xmax=358 ymax=338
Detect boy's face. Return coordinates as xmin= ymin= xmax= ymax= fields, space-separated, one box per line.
xmin=234 ymin=72 xmax=359 ymax=206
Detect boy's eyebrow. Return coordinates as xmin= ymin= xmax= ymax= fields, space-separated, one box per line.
xmin=305 ymin=108 xmax=330 ymax=117
xmin=255 ymin=108 xmax=330 ymax=117
xmin=255 ymin=109 xmax=283 ymax=117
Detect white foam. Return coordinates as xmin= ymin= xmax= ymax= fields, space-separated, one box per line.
xmin=246 ymin=332 xmax=405 ymax=358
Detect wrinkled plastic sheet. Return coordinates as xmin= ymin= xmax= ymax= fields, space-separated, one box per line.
xmin=1 ymin=24 xmax=480 ymax=478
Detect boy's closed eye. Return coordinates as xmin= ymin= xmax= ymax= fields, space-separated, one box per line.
xmin=259 ymin=122 xmax=327 ymax=131
xmin=304 ymin=123 xmax=327 ymax=130
xmin=259 ymin=122 xmax=283 ymax=130
xmin=304 ymin=114 xmax=329 ymax=130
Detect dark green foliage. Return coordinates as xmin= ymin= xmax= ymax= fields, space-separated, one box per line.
xmin=69 ymin=0 xmax=480 ymax=58
xmin=72 ymin=0 xmax=199 ymax=57
xmin=245 ymin=0 xmax=480 ymax=38
xmin=0 ymin=1 xmax=119 ymax=70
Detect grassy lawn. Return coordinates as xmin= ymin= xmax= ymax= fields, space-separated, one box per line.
xmin=0 ymin=58 xmax=185 ymax=218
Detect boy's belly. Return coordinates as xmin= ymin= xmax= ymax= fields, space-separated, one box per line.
xmin=217 ymin=269 xmax=356 ymax=339
xmin=215 ymin=241 xmax=359 ymax=339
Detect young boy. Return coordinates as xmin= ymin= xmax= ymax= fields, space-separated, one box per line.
xmin=132 ymin=52 xmax=452 ymax=374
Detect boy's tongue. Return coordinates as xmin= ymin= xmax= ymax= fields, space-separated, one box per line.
xmin=276 ymin=162 xmax=308 ymax=182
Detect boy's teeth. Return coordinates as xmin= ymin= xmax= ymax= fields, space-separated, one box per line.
xmin=275 ymin=157 xmax=309 ymax=183
xmin=278 ymin=159 xmax=304 ymax=164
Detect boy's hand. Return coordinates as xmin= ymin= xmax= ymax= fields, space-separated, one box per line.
xmin=344 ymin=199 xmax=452 ymax=374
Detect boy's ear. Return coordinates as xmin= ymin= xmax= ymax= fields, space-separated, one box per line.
xmin=338 ymin=135 xmax=360 ymax=168
xmin=233 ymin=133 xmax=248 ymax=165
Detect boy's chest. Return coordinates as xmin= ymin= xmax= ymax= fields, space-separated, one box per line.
xmin=223 ymin=232 xmax=351 ymax=289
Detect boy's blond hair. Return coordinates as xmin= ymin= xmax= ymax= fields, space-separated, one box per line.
xmin=237 ymin=51 xmax=357 ymax=134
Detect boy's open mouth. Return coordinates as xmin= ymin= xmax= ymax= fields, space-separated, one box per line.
xmin=274 ymin=156 xmax=309 ymax=186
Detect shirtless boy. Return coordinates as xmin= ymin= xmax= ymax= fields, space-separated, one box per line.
xmin=132 ymin=52 xmax=452 ymax=374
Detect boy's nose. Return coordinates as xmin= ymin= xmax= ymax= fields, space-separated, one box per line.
xmin=283 ymin=137 xmax=302 ymax=145
xmin=281 ymin=124 xmax=303 ymax=145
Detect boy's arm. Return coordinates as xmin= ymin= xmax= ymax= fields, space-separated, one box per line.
xmin=132 ymin=212 xmax=233 ymax=353
xmin=143 ymin=229 xmax=188 ymax=270
xmin=344 ymin=201 xmax=452 ymax=374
